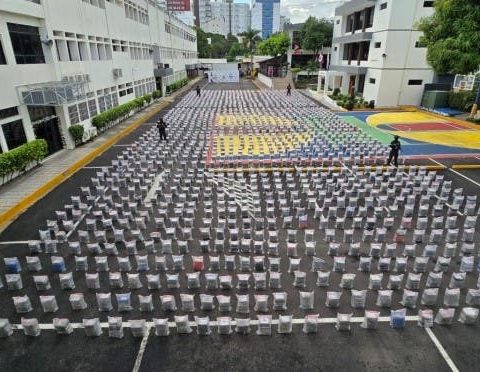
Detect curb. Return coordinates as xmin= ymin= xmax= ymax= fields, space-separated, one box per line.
xmin=0 ymin=79 xmax=199 ymax=231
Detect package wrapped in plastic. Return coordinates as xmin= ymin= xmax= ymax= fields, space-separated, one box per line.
xmin=59 ymin=272 xmax=75 ymax=290
xmin=223 ymin=255 xmax=235 ymax=271
xmin=351 ymin=290 xmax=367 ymax=309
xmin=286 ymin=243 xmax=298 ymax=258
xmin=449 ymin=272 xmax=466 ymax=289
xmin=171 ymin=255 xmax=183 ymax=271
xmin=182 ymin=272 xmax=200 ymax=290
xmin=460 ymin=256 xmax=474 ymax=273
xmin=466 ymin=289 xmax=480 ymax=306
xmin=268 ymin=242 xmax=279 ymax=257
xmin=235 ymin=318 xmax=251 ymax=334
xmin=115 ymin=292 xmax=132 ymax=312
xmin=368 ymin=243 xmax=381 ymax=258
xmin=311 ymin=257 xmax=327 ymax=272
xmin=253 ymin=256 xmax=265 ymax=272
xmin=217 ymin=275 xmax=232 ymax=290
xmin=159 ymin=294 xmax=177 ymax=311
xmin=420 ymin=287 xmax=439 ymax=306
xmin=25 ymin=256 xmax=41 ymax=273
xmin=205 ymin=273 xmax=219 ymax=289
xmin=335 ymin=313 xmax=352 ymax=332
xmin=256 ymin=315 xmax=272 ymax=336
xmin=269 ymin=291 xmax=287 ymax=311
xmin=327 ymin=243 xmax=340 ymax=257
xmin=22 ymin=318 xmax=41 ymax=337
xmin=432 ymin=257 xmax=450 ymax=274
xmin=412 ymin=257 xmax=428 ymax=274
xmin=406 ymin=273 xmax=422 ymax=290
xmin=107 ymin=316 xmax=123 ymax=338
xmin=114 ymin=257 xmax=130 ymax=272
xmin=83 ymin=318 xmax=102 ymax=336
xmin=254 ymin=295 xmax=269 ymax=312
xmin=94 ymin=256 xmax=109 ymax=272
xmin=175 ymin=315 xmax=192 ymax=334
xmin=442 ymin=243 xmax=456 ymax=258
xmin=134 ymin=255 xmax=149 ymax=272
xmin=458 ymin=307 xmax=479 ymax=325
xmin=417 ymin=309 xmax=434 ymax=328
xmin=376 ymin=290 xmax=393 ymax=308
xmin=266 ymin=271 xmax=281 ymax=289
xmin=400 ymin=290 xmax=418 ymax=308
xmin=277 ymin=315 xmax=293 ymax=334
xmin=39 ymin=295 xmax=58 ymax=313
xmin=143 ymin=275 xmax=160 ymax=291
xmin=424 ymin=272 xmax=442 ymax=289
xmin=302 ymin=314 xmax=319 ymax=334
xmin=163 ymin=274 xmax=178 ymax=290
xmin=50 ymin=256 xmax=66 ymax=273
xmin=44 ymin=240 xmax=58 ymax=254
xmin=333 ymin=256 xmax=346 ymax=273
xmin=96 ymin=292 xmax=113 ymax=312
xmin=444 ymin=288 xmax=461 ymax=307
xmin=178 ymin=293 xmax=194 ymax=312
xmin=252 ymin=272 xmax=266 ymax=290
xmin=214 ymin=295 xmax=230 ymax=312
xmin=0 ymin=319 xmax=13 ymax=338
xmin=238 ymin=256 xmax=251 ymax=272
xmin=125 ymin=273 xmax=141 ymax=289
xmin=236 ymin=294 xmax=250 ymax=314
xmin=359 ymin=310 xmax=380 ymax=330
xmin=195 ymin=316 xmax=211 ymax=336
xmin=33 ymin=275 xmax=51 ymax=291
xmin=305 ymin=242 xmax=316 ymax=257
xmin=13 ymin=295 xmax=33 ymax=313
xmin=434 ymin=308 xmax=455 ymax=325
xmin=339 ymin=273 xmax=356 ymax=289
xmin=325 ymin=291 xmax=342 ymax=308
xmin=130 ymin=320 xmax=148 ymax=338
xmin=216 ymin=317 xmax=232 ymax=335
xmin=160 ymin=239 xmax=172 ymax=255
xmin=316 ymin=271 xmax=331 ymax=287
xmin=293 ymin=271 xmax=306 ymax=288
xmin=67 ymin=292 xmax=87 ymax=310
xmin=28 ymin=241 xmax=42 ymax=254
xmin=52 ymin=318 xmax=73 ymax=335
xmin=153 ymin=318 xmax=170 ymax=336
xmin=403 ymin=244 xmax=416 ymax=258
xmin=200 ymin=294 xmax=215 ymax=311
xmin=237 ymin=274 xmax=250 ymax=290
xmin=347 ymin=242 xmax=360 ymax=257
xmin=390 ymin=308 xmax=406 ymax=329
xmin=83 ymin=273 xmax=99 ymax=290
xmin=299 ymin=291 xmax=314 ymax=310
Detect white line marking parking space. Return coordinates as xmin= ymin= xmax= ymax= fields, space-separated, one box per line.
xmin=132 ymin=326 xmax=152 ymax=372
xmin=425 ymin=328 xmax=460 ymax=372
xmin=429 ymin=158 xmax=480 ymax=188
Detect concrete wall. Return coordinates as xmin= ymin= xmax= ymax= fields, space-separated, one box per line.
xmin=257 ymin=73 xmax=273 ymax=88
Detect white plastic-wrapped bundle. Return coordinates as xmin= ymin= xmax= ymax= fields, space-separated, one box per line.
xmin=369 ymin=243 xmax=381 ymax=258
xmin=26 ymin=256 xmax=42 ymax=272
xmin=126 ymin=273 xmax=142 ymax=289
xmin=336 ymin=313 xmax=352 ymax=332
xmin=466 ymin=289 xmax=480 ymax=306
xmin=237 ymin=274 xmax=250 ymax=290
xmin=216 ymin=295 xmax=231 ymax=312
xmin=293 ymin=271 xmax=307 ymax=288
xmin=94 ymin=256 xmax=109 ymax=272
xmin=378 ymin=258 xmax=391 ymax=273
xmin=458 ymin=307 xmax=479 ymax=325
xmin=299 ymin=291 xmax=314 ymax=310
xmin=376 ymin=290 xmax=393 ymax=308
xmin=179 ymin=294 xmax=194 ymax=312
xmin=195 ymin=316 xmax=211 ymax=336
xmin=287 ymin=243 xmax=298 ymax=258
xmin=361 ymin=311 xmax=380 ymax=330
xmin=449 ymin=272 xmax=466 ymax=289
xmin=217 ymin=317 xmax=232 ymax=335
xmin=205 ymin=273 xmax=219 ymax=289
xmin=130 ymin=320 xmax=148 ymax=338
xmin=153 ymin=318 xmax=170 ymax=336
xmin=256 ymin=315 xmax=272 ymax=336
xmin=13 ymin=295 xmax=32 ymax=313
xmin=303 ymin=314 xmax=319 ymax=334
xmin=434 ymin=308 xmax=455 ymax=325
xmin=328 ymin=243 xmax=340 ymax=256
xmin=235 ymin=318 xmax=251 ymax=334
xmin=28 ymin=241 xmax=42 ymax=254
xmin=305 ymin=242 xmax=316 ymax=256
xmin=268 ymin=243 xmax=280 ymax=257
xmin=96 ymin=292 xmax=113 ymax=312
xmin=253 ymin=256 xmax=265 ymax=272
xmin=84 ymin=273 xmax=99 ymax=289
xmin=406 ymin=273 xmax=422 ymax=290
xmin=200 ymin=294 xmax=215 ymax=311
xmin=6 ymin=274 xmax=23 ymax=290
xmin=271 ymin=292 xmax=287 ymax=311
xmin=172 ymin=255 xmax=184 ymax=271
xmin=325 ymin=291 xmax=341 ymax=308
xmin=219 ymin=275 xmax=232 ymax=290
xmin=348 ymin=242 xmax=360 ymax=257
xmin=460 ymin=256 xmax=474 ymax=273
xmin=444 ymin=288 xmax=460 ymax=307
xmin=403 ymin=244 xmax=416 ymax=258
xmin=224 ymin=255 xmax=236 ymax=271
xmin=277 ymin=315 xmax=293 ymax=334
xmin=22 ymin=318 xmax=41 ymax=336
xmin=83 ymin=318 xmax=102 ymax=336
xmin=443 ymin=243 xmax=457 ymax=258
xmin=59 ymin=272 xmax=75 ymax=290
xmin=421 ymin=288 xmax=439 ymax=306
xmin=357 ymin=257 xmax=371 ymax=273
xmin=116 ymin=293 xmax=132 ymax=312
xmin=351 ymin=290 xmax=367 ymax=309
xmin=53 ymin=318 xmax=73 ymax=335
xmin=400 ymin=290 xmax=418 ymax=308
xmin=338 ymin=273 xmax=354 ymax=289
xmin=311 ymin=257 xmax=327 ymax=272
xmin=184 ymin=272 xmax=200 ymax=289
xmin=145 ymin=274 xmax=160 ymax=290
xmin=135 ymin=255 xmax=149 ymax=272
xmin=387 ymin=274 xmax=404 ymax=290
xmin=175 ymin=315 xmax=192 ymax=334
xmin=33 ymin=275 xmax=51 ymax=291
xmin=160 ymin=295 xmax=177 ymax=311
xmin=0 ymin=319 xmax=13 ymax=338
xmin=40 ymin=295 xmax=59 ymax=313
xmin=269 ymin=272 xmax=282 ymax=289
xmin=433 ymin=257 xmax=451 ymax=273
xmin=239 ymin=256 xmax=251 ymax=272
xmin=333 ymin=256 xmax=346 ymax=272
xmin=108 ymin=272 xmax=123 ymax=289
xmin=254 ymin=295 xmax=269 ymax=312
xmin=236 ymin=295 xmax=250 ymax=314
xmin=413 ymin=257 xmax=428 ymax=274
xmin=417 ymin=309 xmax=434 ymax=328
xmin=117 ymin=257 xmax=131 ymax=272
xmin=108 ymin=316 xmax=123 ymax=338
xmin=426 ymin=272 xmax=443 ymax=288
xmin=316 ymin=271 xmax=331 ymax=287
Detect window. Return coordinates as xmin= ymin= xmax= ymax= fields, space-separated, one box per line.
xmin=380 ymin=2 xmax=387 ymax=10
xmin=0 ymin=38 xmax=6 ymax=64
xmin=365 ymin=6 xmax=375 ymax=28
xmin=415 ymin=40 xmax=426 ymax=48
xmin=369 ymin=78 xmax=376 ymax=84
xmin=7 ymin=23 xmax=45 ymax=64
xmin=375 ymin=42 xmax=381 ymax=48
xmin=2 ymin=120 xmax=27 ymax=150
xmin=334 ymin=47 xmax=338 ymax=51
xmin=0 ymin=107 xmax=19 ymax=120
xmin=408 ymin=80 xmax=423 ymax=85
xmin=423 ymin=1 xmax=434 ymax=7
xmin=336 ymin=20 xmax=340 ymax=25
xmin=346 ymin=14 xmax=353 ymax=32
xmin=88 ymin=99 xmax=97 ymax=117
xmin=68 ymin=105 xmax=80 ymax=124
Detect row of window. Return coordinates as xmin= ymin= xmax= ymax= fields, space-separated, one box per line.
xmin=165 ymin=22 xmax=196 ymax=43
xmin=158 ymin=47 xmax=197 ymax=60
xmin=81 ymin=0 xmax=106 ymax=10
xmin=369 ymin=78 xmax=423 ymax=86
xmin=379 ymin=1 xmax=434 ymax=10
xmin=124 ymin=0 xmax=149 ymax=25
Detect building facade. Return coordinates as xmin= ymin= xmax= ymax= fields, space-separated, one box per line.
xmin=251 ymin=0 xmax=280 ymax=40
xmin=199 ymin=0 xmax=250 ymax=36
xmin=0 ymin=0 xmax=197 ymax=154
xmin=329 ymin=0 xmax=435 ymax=107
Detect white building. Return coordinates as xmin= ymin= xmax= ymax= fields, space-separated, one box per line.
xmin=328 ymin=0 xmax=435 ymax=107
xmin=200 ymin=0 xmax=250 ymax=36
xmin=251 ymin=0 xmax=280 ymax=40
xmin=0 ymin=0 xmax=198 ymax=154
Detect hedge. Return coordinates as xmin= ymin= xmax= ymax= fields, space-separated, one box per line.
xmin=91 ymin=94 xmax=153 ymax=132
xmin=0 ymin=139 xmax=48 ymax=183
xmin=166 ymin=78 xmax=188 ymax=95
xmin=448 ymin=90 xmax=476 ymax=112
xmin=68 ymin=124 xmax=84 ymax=145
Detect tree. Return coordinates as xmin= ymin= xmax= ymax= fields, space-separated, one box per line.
xmin=240 ymin=28 xmax=261 ymax=70
xmin=257 ymin=32 xmax=290 ymax=56
xmin=300 ymin=17 xmax=333 ymax=61
xmin=306 ymin=60 xmax=319 ymax=77
xmin=227 ymin=42 xmax=246 ymax=61
xmin=196 ymin=27 xmax=210 ymax=58
xmin=418 ymin=0 xmax=480 ymax=114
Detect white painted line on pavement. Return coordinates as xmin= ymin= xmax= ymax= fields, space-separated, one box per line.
xmin=132 ymin=326 xmax=152 ymax=372
xmin=0 ymin=240 xmax=37 ymax=245
xmin=425 ymin=327 xmax=460 ymax=372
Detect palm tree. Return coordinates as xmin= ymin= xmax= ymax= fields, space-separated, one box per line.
xmin=240 ymin=28 xmax=261 ymax=77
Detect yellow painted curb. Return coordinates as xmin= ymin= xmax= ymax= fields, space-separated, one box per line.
xmin=451 ymin=164 xmax=480 ymax=170
xmin=0 ymin=78 xmax=200 ymax=230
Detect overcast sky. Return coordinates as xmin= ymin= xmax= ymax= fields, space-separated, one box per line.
xmin=234 ymin=0 xmax=347 ymax=24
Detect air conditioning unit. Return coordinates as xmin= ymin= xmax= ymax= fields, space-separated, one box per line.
xmin=113 ymin=68 xmax=123 ymax=78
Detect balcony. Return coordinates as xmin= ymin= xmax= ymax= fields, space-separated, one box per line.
xmin=17 ymin=80 xmax=88 ymax=106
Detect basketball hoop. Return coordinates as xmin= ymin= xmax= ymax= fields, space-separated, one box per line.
xmin=453 ymin=74 xmax=476 ymax=91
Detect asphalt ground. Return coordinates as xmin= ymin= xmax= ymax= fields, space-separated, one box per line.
xmin=1 ymin=82 xmax=480 ymax=372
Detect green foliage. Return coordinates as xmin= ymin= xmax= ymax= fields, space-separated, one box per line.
xmin=152 ymin=90 xmax=162 ymax=99
xmin=257 ymin=32 xmax=290 ymax=56
xmin=227 ymin=42 xmax=246 ymax=61
xmin=240 ymin=28 xmax=261 ymax=59
xmin=306 ymin=59 xmax=319 ymax=76
xmin=196 ymin=27 xmax=241 ymax=58
xmin=332 ymin=88 xmax=341 ymax=97
xmin=417 ymin=0 xmax=480 ymax=75
xmin=166 ymin=78 xmax=189 ymax=95
xmin=0 ymin=139 xmax=48 ymax=182
xmin=68 ymin=124 xmax=84 ymax=145
xmin=448 ymin=90 xmax=477 ymax=111
xmin=300 ymin=17 xmax=334 ymax=56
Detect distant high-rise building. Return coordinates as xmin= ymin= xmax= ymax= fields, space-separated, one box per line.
xmin=199 ymin=0 xmax=251 ymax=36
xmin=251 ymin=0 xmax=280 ymax=39
xmin=279 ymin=15 xmax=290 ymax=31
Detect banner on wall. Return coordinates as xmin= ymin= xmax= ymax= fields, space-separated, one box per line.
xmin=167 ymin=0 xmax=191 ymax=11
xmin=208 ymin=71 xmax=240 ymax=83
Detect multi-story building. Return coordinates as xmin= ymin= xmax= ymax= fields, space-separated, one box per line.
xmin=199 ymin=0 xmax=250 ymax=36
xmin=329 ymin=0 xmax=435 ymax=107
xmin=251 ymin=0 xmax=280 ymax=39
xmin=279 ymin=15 xmax=290 ymax=32
xmin=0 ymin=0 xmax=197 ymax=154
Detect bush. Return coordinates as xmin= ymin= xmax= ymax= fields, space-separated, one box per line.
xmin=0 ymin=139 xmax=48 ymax=183
xmin=448 ymin=90 xmax=476 ymax=112
xmin=332 ymin=88 xmax=341 ymax=97
xmin=68 ymin=125 xmax=84 ymax=145
xmin=152 ymin=90 xmax=162 ymax=99
xmin=345 ymin=100 xmax=355 ymax=111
